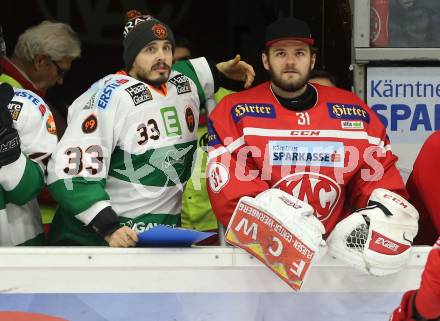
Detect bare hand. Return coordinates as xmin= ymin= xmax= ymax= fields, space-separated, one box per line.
xmin=104 ymin=226 xmax=138 ymax=247
xmin=216 ymin=54 xmax=255 ymax=89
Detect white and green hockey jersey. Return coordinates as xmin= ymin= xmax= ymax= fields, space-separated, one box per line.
xmin=0 ymin=88 xmax=57 ymax=245
xmin=47 ymin=57 xmax=214 ymax=245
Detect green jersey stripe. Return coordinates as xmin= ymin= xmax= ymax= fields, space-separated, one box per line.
xmin=48 ymin=178 xmax=109 ymax=216
xmin=18 ymin=233 xmax=46 ymax=246
xmin=109 ymin=140 xmax=197 ymax=187
xmin=5 ymin=157 xmax=44 ymax=206
xmin=173 ymin=60 xmax=206 ymax=106
xmin=0 ymin=189 xmax=5 ymax=210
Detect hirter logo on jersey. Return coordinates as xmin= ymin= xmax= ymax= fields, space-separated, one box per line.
xmin=273 ymin=172 xmax=341 ymax=221
xmin=232 ymin=103 xmax=276 ymax=122
xmin=169 ymin=74 xmax=191 ymax=95
xmin=125 ymin=83 xmax=152 ymax=106
xmin=327 ymin=103 xmax=370 ymax=123
xmin=207 ymin=119 xmax=221 ymax=146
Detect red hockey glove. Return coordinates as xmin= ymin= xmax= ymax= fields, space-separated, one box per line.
xmin=390 ymin=238 xmax=440 ymax=321
xmin=415 ymin=237 xmax=440 ymax=319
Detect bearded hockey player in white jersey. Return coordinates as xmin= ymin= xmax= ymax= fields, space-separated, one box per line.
xmin=207 ymin=17 xmax=419 ymax=276
xmin=47 ymin=11 xmax=255 ymax=246
xmin=0 ymin=26 xmax=58 ymax=245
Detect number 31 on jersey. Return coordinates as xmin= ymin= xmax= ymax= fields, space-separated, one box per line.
xmin=296 ymin=112 xmax=310 ymax=125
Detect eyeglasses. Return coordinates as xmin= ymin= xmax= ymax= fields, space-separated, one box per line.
xmin=50 ymin=59 xmax=68 ymax=78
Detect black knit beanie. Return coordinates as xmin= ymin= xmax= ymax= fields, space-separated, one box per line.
xmin=123 ymin=11 xmax=175 ymax=70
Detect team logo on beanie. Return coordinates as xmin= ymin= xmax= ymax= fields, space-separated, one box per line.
xmin=152 ymin=24 xmax=168 ymax=39
xmin=123 ymin=10 xmax=175 ymax=69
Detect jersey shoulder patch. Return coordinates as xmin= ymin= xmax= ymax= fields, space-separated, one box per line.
xmin=123 ymin=81 xmax=153 ymax=106
xmin=94 ymin=74 xmax=137 ymax=110
xmin=12 ymin=88 xmax=44 ymax=107
xmin=168 ymin=72 xmax=193 ymax=96
xmin=10 ymin=88 xmax=48 ymax=121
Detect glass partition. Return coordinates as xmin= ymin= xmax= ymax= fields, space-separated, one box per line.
xmin=371 ymin=0 xmax=440 ymax=48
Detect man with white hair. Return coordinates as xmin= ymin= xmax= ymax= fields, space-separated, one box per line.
xmin=0 ymin=21 xmax=81 ymax=98
xmin=0 ymin=26 xmax=58 ymax=245
xmin=0 ymin=21 xmax=80 ymax=231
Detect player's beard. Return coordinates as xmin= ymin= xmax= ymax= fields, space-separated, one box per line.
xmin=268 ymin=64 xmax=312 ymax=92
xmin=136 ymin=62 xmax=171 ymax=87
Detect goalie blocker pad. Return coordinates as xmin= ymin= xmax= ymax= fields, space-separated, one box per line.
xmin=328 ymin=188 xmax=419 ymax=276
xmin=225 ymin=188 xmax=325 ymax=291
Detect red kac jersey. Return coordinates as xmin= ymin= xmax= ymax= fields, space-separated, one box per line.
xmin=207 ymin=82 xmax=407 ymax=234
xmin=407 ymin=131 xmax=440 ymax=245
xmin=390 ymin=237 xmax=440 ymax=321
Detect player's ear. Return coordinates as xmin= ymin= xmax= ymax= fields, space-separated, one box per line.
xmin=33 ymin=54 xmax=49 ymax=71
xmin=262 ymin=51 xmax=269 ymax=71
xmin=310 ymin=52 xmax=316 ymax=70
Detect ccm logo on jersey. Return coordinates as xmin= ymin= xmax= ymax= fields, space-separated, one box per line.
xmin=169 ymin=74 xmax=191 ymax=95
xmin=290 ymin=130 xmax=320 ymax=136
xmin=7 ymin=101 xmax=23 ymax=120
xmin=327 ymin=103 xmax=370 ymax=123
xmin=125 ymin=83 xmax=152 ymax=106
xmin=232 ymin=103 xmax=276 ymax=122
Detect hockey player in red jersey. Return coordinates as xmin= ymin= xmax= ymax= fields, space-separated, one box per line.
xmin=407 ymin=131 xmax=440 ymax=245
xmin=389 ymin=131 xmax=440 ymax=319
xmin=207 ymin=17 xmax=419 ymax=276
xmin=390 ymin=237 xmax=440 ymax=321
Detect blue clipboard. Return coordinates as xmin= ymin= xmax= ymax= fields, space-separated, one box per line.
xmin=137 ymin=225 xmax=217 ymax=247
